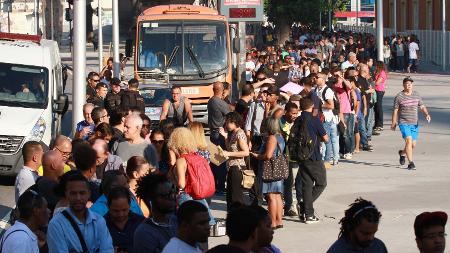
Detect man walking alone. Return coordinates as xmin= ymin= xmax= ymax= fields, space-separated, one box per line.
xmin=391 ymin=77 xmax=431 ymax=170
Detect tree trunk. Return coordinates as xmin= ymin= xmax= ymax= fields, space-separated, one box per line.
xmin=276 ymin=16 xmax=291 ymax=45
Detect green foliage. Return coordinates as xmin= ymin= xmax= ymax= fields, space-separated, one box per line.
xmin=264 ymin=0 xmax=350 ymax=26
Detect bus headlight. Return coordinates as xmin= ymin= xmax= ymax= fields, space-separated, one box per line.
xmin=29 ymin=117 xmax=46 ymax=142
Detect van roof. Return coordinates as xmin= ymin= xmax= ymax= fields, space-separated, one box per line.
xmin=142 ymin=5 xmax=219 ymax=16
xmin=0 ymin=37 xmax=60 ymax=68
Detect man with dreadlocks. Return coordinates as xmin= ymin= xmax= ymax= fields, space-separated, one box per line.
xmin=327 ymin=198 xmax=388 ymax=253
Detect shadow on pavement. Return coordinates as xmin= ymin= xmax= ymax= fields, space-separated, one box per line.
xmin=339 ymin=160 xmax=399 ymax=168
xmin=0 ymin=177 xmax=15 ymax=186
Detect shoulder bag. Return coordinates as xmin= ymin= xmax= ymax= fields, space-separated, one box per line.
xmin=62 ymin=210 xmax=88 ymax=253
xmin=262 ymin=138 xmax=289 ymax=182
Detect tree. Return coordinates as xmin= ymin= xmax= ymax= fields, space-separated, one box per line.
xmin=264 ymin=0 xmax=349 ymax=43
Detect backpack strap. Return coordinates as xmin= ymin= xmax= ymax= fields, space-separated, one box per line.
xmin=61 ymin=210 xmax=88 ymax=253
xmin=0 ymin=229 xmax=27 ymax=253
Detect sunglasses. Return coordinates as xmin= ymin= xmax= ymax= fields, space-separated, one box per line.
xmin=152 ymin=140 xmax=164 ymax=144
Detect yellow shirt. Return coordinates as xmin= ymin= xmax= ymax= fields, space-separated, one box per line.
xmin=37 ymin=164 xmax=72 ymax=176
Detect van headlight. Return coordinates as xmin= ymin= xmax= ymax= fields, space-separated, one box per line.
xmin=29 ymin=117 xmax=46 ymax=142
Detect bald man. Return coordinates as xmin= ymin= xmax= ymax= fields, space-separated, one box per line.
xmin=91 ymin=138 xmax=123 ymax=180
xmin=112 ymin=114 xmax=158 ymax=168
xmin=38 ymin=135 xmax=73 ymax=176
xmin=29 ymin=150 xmax=65 ymax=213
xmin=207 ymin=82 xmax=230 ymax=193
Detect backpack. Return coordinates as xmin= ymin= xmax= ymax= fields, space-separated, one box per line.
xmin=288 ymin=116 xmax=316 ymax=161
xmin=181 ymin=153 xmax=216 ymax=199
xmin=320 ymin=86 xmax=340 ymax=116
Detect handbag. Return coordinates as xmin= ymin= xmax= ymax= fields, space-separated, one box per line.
xmin=239 ymin=160 xmax=255 ymax=190
xmin=262 ymin=139 xmax=289 ymax=182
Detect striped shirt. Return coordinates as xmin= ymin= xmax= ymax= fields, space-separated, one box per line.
xmin=393 ymin=91 xmax=424 ymax=124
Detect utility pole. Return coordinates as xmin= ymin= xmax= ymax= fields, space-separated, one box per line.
xmin=34 ymin=0 xmax=39 ymax=34
xmin=393 ymin=0 xmax=397 ymax=34
xmin=443 ymin=0 xmax=446 ymax=71
xmin=328 ymin=0 xmax=332 ymax=32
xmin=376 ymin=0 xmax=384 ymax=61
xmin=112 ymin=0 xmax=120 ymax=78
xmin=50 ymin=0 xmax=54 ymax=40
xmin=98 ymin=0 xmax=103 ymax=72
xmin=238 ymin=21 xmax=246 ymax=87
xmin=72 ymin=0 xmax=86 ymax=132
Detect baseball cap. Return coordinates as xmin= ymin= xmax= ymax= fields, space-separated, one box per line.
xmin=403 ymin=76 xmax=414 ymax=83
xmin=414 ymin=211 xmax=448 ymax=237
xmin=265 ymin=85 xmax=280 ymax=96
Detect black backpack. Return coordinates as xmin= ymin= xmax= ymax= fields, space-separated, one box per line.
xmin=288 ymin=116 xmax=316 ymax=161
xmin=320 ymin=86 xmax=340 ymax=116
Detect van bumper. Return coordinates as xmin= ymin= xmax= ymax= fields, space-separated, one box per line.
xmin=0 ymin=151 xmax=23 ymax=177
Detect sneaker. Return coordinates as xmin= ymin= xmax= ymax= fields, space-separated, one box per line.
xmin=362 ymin=145 xmax=374 ymax=152
xmin=408 ymin=162 xmax=416 ymax=170
xmin=284 ymin=209 xmax=298 ymax=217
xmin=343 ymin=153 xmax=353 ymax=160
xmin=305 ymin=216 xmax=320 ymax=224
xmin=372 ymin=131 xmax=380 ymax=136
xmin=324 ymin=162 xmax=332 ymax=170
xmin=398 ymin=150 xmax=406 ymax=165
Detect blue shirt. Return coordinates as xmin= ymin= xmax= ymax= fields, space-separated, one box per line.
xmin=47 ymin=208 xmax=114 ymax=253
xmin=327 ymin=236 xmax=388 ymax=253
xmin=76 ymin=120 xmax=95 ymax=140
xmin=295 ymin=111 xmax=327 ymax=161
xmin=90 ymin=194 xmax=144 ymax=217
xmin=133 ymin=216 xmax=178 ymax=253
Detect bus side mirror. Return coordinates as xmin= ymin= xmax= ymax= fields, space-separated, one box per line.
xmin=55 ymin=94 xmax=69 ymax=115
xmin=233 ymin=38 xmax=240 ymax=53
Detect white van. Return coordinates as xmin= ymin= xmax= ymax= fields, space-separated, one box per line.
xmin=0 ymin=33 xmax=68 ymax=177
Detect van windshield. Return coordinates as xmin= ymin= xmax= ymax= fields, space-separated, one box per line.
xmin=0 ymin=63 xmax=48 ymax=109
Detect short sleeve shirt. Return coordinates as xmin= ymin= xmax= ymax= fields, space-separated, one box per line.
xmin=207 ymin=97 xmax=230 ymax=130
xmin=409 ymin=42 xmax=419 ymax=59
xmin=226 ymin=129 xmax=247 ymax=167
xmin=296 ymin=111 xmax=327 ymax=161
xmin=333 ymin=81 xmax=352 ymax=114
xmin=162 ymin=237 xmax=202 ymax=253
xmin=393 ymin=91 xmax=424 ymax=125
xmin=0 ymin=221 xmax=38 ymax=253
xmin=315 ymin=86 xmax=336 ymax=122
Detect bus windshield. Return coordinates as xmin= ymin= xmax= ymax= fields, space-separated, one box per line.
xmin=138 ymin=20 xmax=228 ymax=76
xmin=0 ymin=63 xmax=48 ymax=109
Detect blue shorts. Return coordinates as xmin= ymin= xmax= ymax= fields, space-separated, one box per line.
xmin=399 ymin=124 xmax=419 ymax=141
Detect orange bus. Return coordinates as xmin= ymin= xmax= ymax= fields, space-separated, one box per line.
xmin=134 ymin=4 xmax=233 ymax=126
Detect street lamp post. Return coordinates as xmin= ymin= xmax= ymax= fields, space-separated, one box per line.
xmin=112 ymin=0 xmax=120 ymax=79
xmin=376 ymin=0 xmax=384 ymax=61
xmin=72 ymin=0 xmax=86 ymax=133
xmin=442 ymin=0 xmax=446 ymax=71
xmin=98 ymin=0 xmax=103 ymax=72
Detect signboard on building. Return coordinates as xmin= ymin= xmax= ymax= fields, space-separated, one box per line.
xmin=219 ymin=0 xmax=264 ymax=22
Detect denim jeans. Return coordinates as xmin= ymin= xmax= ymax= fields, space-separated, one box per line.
xmin=178 ymin=192 xmax=216 ymax=225
xmin=322 ymin=121 xmax=339 ymax=163
xmin=396 ymin=56 xmax=405 ymax=71
xmin=210 ymin=131 xmax=227 ymax=192
xmin=343 ymin=113 xmax=355 ymax=154
xmin=366 ymin=107 xmax=375 ymax=138
xmin=358 ymin=116 xmax=369 ymax=148
xmin=283 ymin=161 xmax=298 ymax=212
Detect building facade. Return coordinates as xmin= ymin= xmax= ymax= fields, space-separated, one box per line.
xmin=383 ymin=0 xmax=450 ymax=31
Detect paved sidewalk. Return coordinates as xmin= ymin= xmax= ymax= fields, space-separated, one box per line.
xmin=209 ymin=72 xmax=450 ymax=253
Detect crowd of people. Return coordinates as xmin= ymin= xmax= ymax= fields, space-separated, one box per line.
xmin=1 ymin=26 xmax=442 ymax=253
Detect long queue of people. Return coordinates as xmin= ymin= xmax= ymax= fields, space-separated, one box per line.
xmin=1 ymin=27 xmax=442 ymax=253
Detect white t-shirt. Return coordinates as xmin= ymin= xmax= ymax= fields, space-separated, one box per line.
xmin=161 ymin=237 xmax=202 ymax=253
xmin=409 ymin=42 xmax=419 ymax=59
xmin=245 ymin=60 xmax=256 ymax=82
xmin=315 ymin=85 xmax=337 ymax=123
